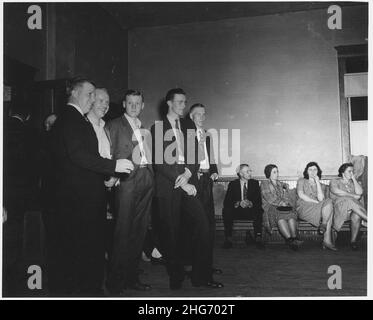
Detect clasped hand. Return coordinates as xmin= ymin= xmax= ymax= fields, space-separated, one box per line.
xmin=181 ymin=183 xmax=197 ymax=196
xmin=235 ymin=200 xmax=253 ymax=208
xmin=115 ymin=159 xmax=134 ymax=173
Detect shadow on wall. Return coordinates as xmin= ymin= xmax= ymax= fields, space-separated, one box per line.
xmin=104 ymin=102 xmax=123 ymax=122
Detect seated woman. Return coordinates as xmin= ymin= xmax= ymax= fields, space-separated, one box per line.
xmin=330 ymin=163 xmax=367 ymax=250
xmin=296 ymin=162 xmax=335 ymax=251
xmin=261 ymin=164 xmax=303 ymax=250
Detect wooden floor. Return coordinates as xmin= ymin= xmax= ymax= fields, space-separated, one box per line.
xmin=8 ymin=236 xmax=367 ymax=298
xmin=123 ymin=241 xmax=367 ymax=297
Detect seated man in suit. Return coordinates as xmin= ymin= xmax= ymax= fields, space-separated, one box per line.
xmin=222 ymin=164 xmax=264 ymax=249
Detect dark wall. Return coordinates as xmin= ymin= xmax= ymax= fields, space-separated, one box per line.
xmin=55 ymin=3 xmax=129 ymax=103
xmin=128 ymin=5 xmax=368 ymax=176
xmin=4 ymin=3 xmax=47 ymax=81
xmin=4 ymin=3 xmax=128 ymax=104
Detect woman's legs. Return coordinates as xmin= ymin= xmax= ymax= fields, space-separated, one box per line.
xmin=321 ymin=200 xmax=334 ymax=244
xmin=352 ymin=204 xmax=367 ymax=221
xmin=277 ymin=219 xmax=291 ymax=239
xmin=288 ymin=218 xmax=298 ymax=238
xmin=350 ymin=212 xmax=361 ymax=243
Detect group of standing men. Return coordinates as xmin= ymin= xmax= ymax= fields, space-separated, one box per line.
xmin=47 ymin=78 xmax=223 ymax=296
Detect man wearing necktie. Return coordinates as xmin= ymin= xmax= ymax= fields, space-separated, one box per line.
xmin=222 ymin=164 xmax=264 ymax=249
xmin=49 ymin=78 xmax=134 ymax=296
xmin=105 ymin=90 xmax=154 ymax=294
xmin=182 ymin=103 xmax=223 ymax=282
xmin=151 ymin=88 xmax=221 ymax=290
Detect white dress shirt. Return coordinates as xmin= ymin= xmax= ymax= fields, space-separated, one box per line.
xmin=196 ymin=128 xmax=210 ymax=170
xmin=87 ymin=115 xmax=112 ymax=160
xmin=124 ymin=113 xmax=148 ymax=165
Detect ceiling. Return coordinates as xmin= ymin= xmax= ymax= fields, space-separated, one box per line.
xmin=100 ymin=1 xmax=365 ymax=30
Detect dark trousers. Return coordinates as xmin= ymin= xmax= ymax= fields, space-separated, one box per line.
xmin=143 ymin=227 xmax=162 ymax=258
xmin=181 ymin=173 xmax=215 ymax=279
xmin=142 ymin=198 xmax=163 ymax=257
xmin=3 ymin=198 xmax=26 ymax=296
xmin=155 ymin=189 xmax=211 ymax=285
xmin=106 ymin=167 xmax=153 ymax=292
xmin=223 ymin=206 xmax=263 ymax=238
xmin=48 ymin=196 xmax=106 ymax=296
xmin=105 ymin=188 xmax=116 ymax=261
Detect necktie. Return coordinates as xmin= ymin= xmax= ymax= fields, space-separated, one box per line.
xmin=243 ymin=183 xmax=248 ymax=200
xmin=174 ymin=119 xmax=184 ymax=160
xmin=198 ymin=129 xmax=206 ymax=162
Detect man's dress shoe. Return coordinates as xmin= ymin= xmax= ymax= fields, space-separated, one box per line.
xmin=212 ymin=267 xmax=223 ymax=275
xmin=124 ymin=281 xmax=152 ymax=291
xmin=192 ymin=280 xmax=224 ymax=289
xmin=151 ymin=256 xmax=165 ymax=265
xmin=186 ymin=268 xmax=222 ymax=278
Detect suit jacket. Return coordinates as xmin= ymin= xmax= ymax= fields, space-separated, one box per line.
xmin=3 ymin=116 xmax=40 ymax=205
xmin=105 ymin=114 xmax=153 ymax=181
xmin=51 ymin=105 xmax=116 ymax=216
xmin=223 ymin=178 xmax=263 ymax=212
xmin=151 ymin=116 xmax=198 ymax=197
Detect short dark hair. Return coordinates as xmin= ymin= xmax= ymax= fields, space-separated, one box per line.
xmin=123 ymin=89 xmax=144 ymax=102
xmin=236 ymin=163 xmax=249 ymax=177
xmin=66 ymin=77 xmax=95 ymax=97
xmin=338 ymin=162 xmax=354 ymax=177
xmin=95 ymin=87 xmax=109 ymax=95
xmin=165 ymin=88 xmax=186 ymax=102
xmin=264 ymin=164 xmax=278 ymax=179
xmin=189 ymin=103 xmax=206 ymax=114
xmin=303 ymin=162 xmax=322 ymax=179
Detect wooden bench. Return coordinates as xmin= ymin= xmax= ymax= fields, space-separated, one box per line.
xmin=212 ymin=176 xmax=367 ymax=244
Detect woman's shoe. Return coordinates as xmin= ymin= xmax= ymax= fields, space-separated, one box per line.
xmin=286 ymin=238 xmax=298 ymax=251
xmin=318 ymin=223 xmax=327 ymax=235
xmin=293 ymin=237 xmax=304 ymax=246
xmin=350 ymin=241 xmax=359 ymax=251
xmin=322 ymin=241 xmax=337 ymax=251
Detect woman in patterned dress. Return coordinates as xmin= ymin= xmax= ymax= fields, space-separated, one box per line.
xmin=261 ymin=164 xmax=302 ymax=250
xmin=330 ymin=163 xmax=367 ymax=250
xmin=296 ymin=162 xmax=335 ymax=251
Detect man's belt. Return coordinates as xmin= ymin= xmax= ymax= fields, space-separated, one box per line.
xmin=198 ymin=169 xmax=210 ymax=174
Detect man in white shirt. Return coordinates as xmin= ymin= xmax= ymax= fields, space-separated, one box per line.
xmin=87 ymin=88 xmax=112 ymax=160
xmin=105 ymin=90 xmax=154 ymax=294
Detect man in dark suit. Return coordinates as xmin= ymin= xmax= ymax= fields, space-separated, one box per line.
xmin=105 ymin=90 xmax=154 ymax=294
xmin=3 ymin=105 xmax=39 ymax=295
xmin=222 ymin=164 xmax=264 ymax=249
xmin=49 ymin=78 xmax=134 ymax=296
xmin=151 ymin=88 xmax=222 ymax=290
xmin=182 ymin=103 xmax=223 ymax=279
